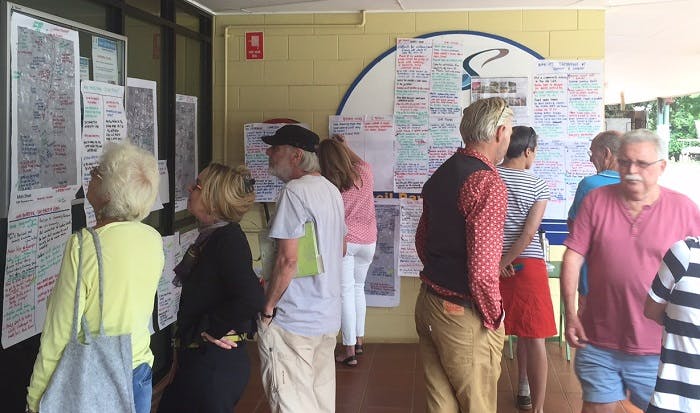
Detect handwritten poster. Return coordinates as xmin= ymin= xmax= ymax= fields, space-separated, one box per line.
xmin=174 ymin=94 xmax=198 ymax=212
xmin=399 ymin=197 xmax=423 ymax=277
xmin=80 ymin=57 xmax=90 ymax=81
xmin=329 ymin=115 xmax=396 ymax=192
xmin=4 ymin=13 xmax=82 ymax=348
xmin=10 ymin=13 xmax=81 ymax=196
xmin=244 ymin=123 xmax=310 ymax=203
xmin=81 ymin=81 xmax=128 ymax=226
xmin=532 ymin=61 xmax=603 ymax=219
xmin=365 ymin=199 xmax=401 ymax=307
xmin=91 ymin=36 xmax=118 ymax=84
xmin=2 ymin=200 xmax=73 ymax=348
xmin=126 ymin=77 xmax=158 ymax=157
xmin=394 ymin=38 xmax=463 ymax=193
xmin=157 ymin=235 xmax=180 ymax=329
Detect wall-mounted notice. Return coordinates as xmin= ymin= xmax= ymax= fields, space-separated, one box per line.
xmin=92 ymin=36 xmax=118 ymax=84
xmin=471 ymin=77 xmax=531 ymax=126
xmin=399 ymin=197 xmax=423 ymax=277
xmin=80 ymin=57 xmax=90 ymax=81
xmin=394 ymin=38 xmax=463 ymax=193
xmin=244 ymin=123 xmax=311 ymax=203
xmin=2 ymin=200 xmax=73 ymax=348
xmin=365 ymin=199 xmax=401 ymax=307
xmin=157 ymin=234 xmax=180 ymax=329
xmin=531 ymin=60 xmax=603 ymax=219
xmin=126 ymin=78 xmax=158 ymax=157
xmin=329 ymin=115 xmax=396 ymax=192
xmin=81 ymin=80 xmax=127 ymax=226
xmin=4 ymin=12 xmax=82 ymax=348
xmin=10 ymin=13 xmax=81 ymax=197
xmin=174 ymin=94 xmax=198 ymax=212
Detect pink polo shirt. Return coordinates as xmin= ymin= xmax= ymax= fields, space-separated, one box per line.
xmin=341 ymin=160 xmax=377 ymax=244
xmin=564 ymin=184 xmax=700 ymax=355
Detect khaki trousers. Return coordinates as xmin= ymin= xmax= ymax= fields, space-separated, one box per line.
xmin=415 ymin=285 xmax=505 ymax=413
xmin=257 ymin=320 xmax=337 ymax=413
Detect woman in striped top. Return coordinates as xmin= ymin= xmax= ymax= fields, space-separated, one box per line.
xmin=497 ymin=126 xmax=556 ymax=413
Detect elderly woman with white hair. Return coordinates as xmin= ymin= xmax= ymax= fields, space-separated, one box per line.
xmin=26 ymin=142 xmax=164 ymax=413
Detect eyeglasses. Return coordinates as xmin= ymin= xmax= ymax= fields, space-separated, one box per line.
xmin=617 ymin=158 xmax=663 ymax=169
xmin=89 ymin=166 xmax=102 ymax=180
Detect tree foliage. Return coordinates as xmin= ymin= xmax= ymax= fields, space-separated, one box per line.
xmin=606 ymin=94 xmax=700 ymax=159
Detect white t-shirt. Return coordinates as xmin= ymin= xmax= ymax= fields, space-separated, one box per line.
xmin=269 ymin=174 xmax=346 ymax=336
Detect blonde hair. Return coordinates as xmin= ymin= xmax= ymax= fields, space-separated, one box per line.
xmin=460 ymin=97 xmax=514 ymax=144
xmin=317 ymin=139 xmax=360 ymax=192
xmin=97 ymin=142 xmax=159 ymax=221
xmin=198 ymin=163 xmax=255 ymax=222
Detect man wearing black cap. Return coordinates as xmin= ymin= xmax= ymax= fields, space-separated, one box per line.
xmin=256 ymin=124 xmax=346 ymax=412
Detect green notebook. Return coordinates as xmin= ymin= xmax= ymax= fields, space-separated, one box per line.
xmin=260 ymin=221 xmax=324 ymax=280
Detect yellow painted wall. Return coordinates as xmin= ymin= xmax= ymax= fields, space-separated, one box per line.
xmin=212 ymin=10 xmax=604 ymax=342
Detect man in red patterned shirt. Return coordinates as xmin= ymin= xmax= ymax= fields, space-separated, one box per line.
xmin=414 ymin=97 xmax=513 ymax=413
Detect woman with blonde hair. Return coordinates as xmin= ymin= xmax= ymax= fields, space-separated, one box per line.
xmin=26 ymin=142 xmax=164 ymax=413
xmin=317 ymin=135 xmax=377 ymax=367
xmin=157 ymin=163 xmax=264 ymax=413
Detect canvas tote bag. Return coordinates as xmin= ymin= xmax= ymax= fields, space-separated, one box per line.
xmin=39 ymin=228 xmax=136 ymax=413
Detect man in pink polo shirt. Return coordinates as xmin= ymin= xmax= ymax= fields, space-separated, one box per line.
xmin=560 ymin=129 xmax=700 ymax=412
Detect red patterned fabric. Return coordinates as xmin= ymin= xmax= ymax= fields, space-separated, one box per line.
xmin=416 ymin=148 xmax=507 ymax=330
xmin=341 ymin=160 xmax=377 ymax=244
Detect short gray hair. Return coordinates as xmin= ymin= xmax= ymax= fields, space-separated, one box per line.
xmin=97 ymin=142 xmax=159 ymax=221
xmin=620 ymin=129 xmax=662 ymax=158
xmin=592 ymin=130 xmax=623 ymax=156
xmin=298 ymin=149 xmax=320 ymax=173
xmin=460 ymin=97 xmax=514 ymax=145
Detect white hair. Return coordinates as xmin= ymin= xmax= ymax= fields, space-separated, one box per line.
xmin=97 ymin=142 xmax=159 ymax=221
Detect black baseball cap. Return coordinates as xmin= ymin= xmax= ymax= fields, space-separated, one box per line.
xmin=261 ymin=124 xmax=320 ymax=152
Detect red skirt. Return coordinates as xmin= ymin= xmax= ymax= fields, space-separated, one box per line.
xmin=499 ymin=257 xmax=557 ymax=338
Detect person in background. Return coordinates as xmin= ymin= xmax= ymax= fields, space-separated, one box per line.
xmin=644 ymin=236 xmax=700 ymax=413
xmin=26 ymin=142 xmax=163 ymax=413
xmin=317 ymin=135 xmax=377 ymax=367
xmin=567 ymin=130 xmax=622 ymax=312
xmin=157 ymin=163 xmax=264 ymax=412
xmin=258 ymin=125 xmax=346 ymax=412
xmin=414 ymin=97 xmax=513 ymax=412
xmin=561 ymin=129 xmax=700 ymax=412
xmin=497 ymin=126 xmax=555 ymax=412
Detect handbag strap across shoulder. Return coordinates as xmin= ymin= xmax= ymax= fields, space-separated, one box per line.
xmin=69 ymin=228 xmax=106 ymax=343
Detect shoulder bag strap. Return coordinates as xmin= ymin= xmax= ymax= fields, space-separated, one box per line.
xmin=86 ymin=227 xmax=106 ymax=336
xmin=69 ymin=231 xmax=84 ymax=342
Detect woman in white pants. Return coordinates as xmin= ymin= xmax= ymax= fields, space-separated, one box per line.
xmin=318 ymin=135 xmax=377 ymax=367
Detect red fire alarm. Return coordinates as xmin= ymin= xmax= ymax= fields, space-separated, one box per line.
xmin=245 ymin=31 xmax=264 ymax=60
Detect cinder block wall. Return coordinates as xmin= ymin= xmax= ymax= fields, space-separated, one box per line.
xmin=211 ymin=10 xmax=604 ymax=342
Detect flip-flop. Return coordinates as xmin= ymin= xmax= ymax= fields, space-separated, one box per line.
xmin=336 ymin=355 xmax=358 ymax=367
xmin=355 ymin=344 xmax=364 ymax=355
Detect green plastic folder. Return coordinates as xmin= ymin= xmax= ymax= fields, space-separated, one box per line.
xmin=295 ymin=221 xmax=324 ymax=277
xmin=260 ymin=221 xmax=324 ymax=280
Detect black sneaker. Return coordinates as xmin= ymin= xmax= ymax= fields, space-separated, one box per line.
xmin=517 ymin=395 xmax=532 ymax=410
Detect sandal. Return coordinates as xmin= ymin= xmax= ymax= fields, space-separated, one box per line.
xmin=355 ymin=344 xmax=364 ymax=355
xmin=336 ymin=355 xmax=358 ymax=367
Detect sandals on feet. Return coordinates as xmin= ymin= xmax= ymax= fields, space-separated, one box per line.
xmin=336 ymin=355 xmax=358 ymax=367
xmin=355 ymin=344 xmax=364 ymax=355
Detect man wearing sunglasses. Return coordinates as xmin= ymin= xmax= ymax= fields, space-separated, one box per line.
xmin=561 ymin=129 xmax=700 ymax=412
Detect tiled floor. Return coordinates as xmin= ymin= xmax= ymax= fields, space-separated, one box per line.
xmin=235 ymin=342 xmax=644 ymax=413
